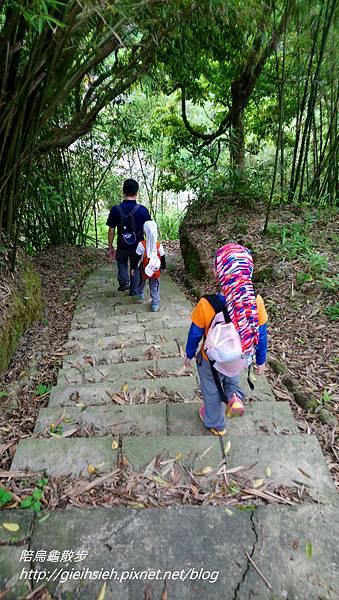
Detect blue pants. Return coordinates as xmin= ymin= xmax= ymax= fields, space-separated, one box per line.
xmin=138 ymin=277 xmax=161 ymax=305
xmin=196 ymin=352 xmax=244 ymax=431
xmin=116 ymin=248 xmax=139 ymax=295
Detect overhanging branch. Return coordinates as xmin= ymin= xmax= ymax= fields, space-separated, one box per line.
xmin=180 ymin=0 xmax=295 ymax=144
xmin=181 ymin=84 xmax=231 ymax=142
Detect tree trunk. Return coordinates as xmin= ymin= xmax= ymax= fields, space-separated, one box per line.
xmin=230 ymin=107 xmax=245 ymax=175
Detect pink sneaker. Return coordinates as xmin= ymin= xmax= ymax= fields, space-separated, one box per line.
xmin=226 ymin=393 xmax=245 ymax=418
xmin=198 ymin=405 xmax=226 ymax=436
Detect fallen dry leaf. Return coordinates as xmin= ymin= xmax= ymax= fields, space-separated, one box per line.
xmin=96 ymin=582 xmax=107 ymax=600
xmin=2 ymin=522 xmax=20 ymax=532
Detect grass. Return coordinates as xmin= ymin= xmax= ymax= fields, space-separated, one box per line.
xmin=270 ymin=220 xmax=333 ymax=290
xmin=157 ymin=211 xmax=182 ymax=240
xmin=324 ymin=303 xmax=339 ymax=321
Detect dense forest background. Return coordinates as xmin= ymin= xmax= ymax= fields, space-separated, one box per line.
xmin=0 ymin=0 xmax=338 ymax=500
xmin=0 ymin=0 xmax=337 ymax=266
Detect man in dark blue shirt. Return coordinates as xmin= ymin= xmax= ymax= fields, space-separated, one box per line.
xmin=107 ymin=179 xmax=151 ymax=295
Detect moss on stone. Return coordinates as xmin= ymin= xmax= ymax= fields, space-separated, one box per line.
xmin=179 ymin=222 xmax=207 ymax=281
xmin=0 ymin=261 xmax=42 ymax=373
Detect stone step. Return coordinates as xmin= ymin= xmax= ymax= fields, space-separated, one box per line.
xmin=51 ymin=368 xmax=274 ymax=406
xmin=72 ymin=307 xmax=191 ymax=329
xmin=68 ymin=317 xmax=189 ymax=340
xmin=65 ymin=327 xmax=188 ymax=354
xmin=34 ymin=400 xmax=297 ymax=438
xmin=11 ymin=505 xmax=334 ymax=599
xmin=11 ymin=436 xmax=221 ymax=477
xmin=62 ymin=340 xmax=181 ymax=367
xmin=73 ymin=301 xmax=192 ymax=321
xmin=76 ymin=294 xmax=189 ymax=310
xmin=11 ymin=438 xmax=119 ymax=477
xmin=82 ymin=270 xmax=180 ymax=286
xmin=79 ymin=279 xmax=187 ymax=301
xmin=12 ymin=434 xmax=337 ymax=503
xmin=35 ymin=404 xmax=168 ymax=436
xmin=168 ymin=401 xmax=299 ymax=436
xmin=122 ymin=433 xmax=337 ymax=503
xmin=48 ymin=376 xmax=199 ymax=407
xmin=56 ymin=354 xmax=275 ymax=402
xmin=144 ymin=325 xmax=189 ymax=344
xmin=57 ymin=357 xmax=195 ymax=385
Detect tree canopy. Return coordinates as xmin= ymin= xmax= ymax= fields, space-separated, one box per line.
xmin=0 ymin=0 xmax=337 ymax=263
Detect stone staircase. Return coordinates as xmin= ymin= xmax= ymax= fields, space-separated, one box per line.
xmin=2 ymin=260 xmax=338 ymax=599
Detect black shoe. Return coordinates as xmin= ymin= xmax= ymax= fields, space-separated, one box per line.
xmin=118 ymin=284 xmax=130 ymax=291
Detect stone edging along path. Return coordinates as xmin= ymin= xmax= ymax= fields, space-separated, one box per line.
xmin=1 ymin=257 xmax=338 ymax=599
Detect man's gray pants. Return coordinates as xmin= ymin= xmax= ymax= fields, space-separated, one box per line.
xmin=116 ymin=248 xmax=139 ymax=295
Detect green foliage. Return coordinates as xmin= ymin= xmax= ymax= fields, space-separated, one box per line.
xmin=307 ymin=252 xmax=329 ymax=274
xmin=20 ymin=478 xmax=48 ymax=512
xmin=273 ymin=222 xmax=314 ymax=260
xmin=0 ymin=488 xmax=13 ymax=507
xmin=296 ymin=273 xmax=313 ymax=286
xmin=50 ymin=422 xmax=63 ymax=435
xmin=34 ymin=384 xmax=51 ymax=396
xmin=86 ymin=216 xmax=109 ymax=247
xmin=320 ymin=275 xmax=339 ymax=293
xmin=157 ymin=212 xmax=182 ymax=241
xmin=12 ymin=0 xmax=67 ymax=33
xmin=1 ymin=0 xmax=338 ymax=255
xmin=0 ymin=391 xmax=8 ymax=398
xmin=232 ymin=217 xmax=249 ymax=235
xmin=324 ymin=304 xmax=339 ymax=321
xmin=322 ymin=390 xmax=332 ymax=403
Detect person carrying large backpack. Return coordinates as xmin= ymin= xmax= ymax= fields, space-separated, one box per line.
xmin=107 ymin=179 xmax=151 ymax=295
xmin=184 ymin=243 xmax=268 ymax=436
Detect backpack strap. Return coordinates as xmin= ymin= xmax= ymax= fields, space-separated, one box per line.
xmin=128 ymin=204 xmax=142 ymax=237
xmin=116 ymin=205 xmax=126 ymax=226
xmin=203 ymin=294 xmax=231 ymax=323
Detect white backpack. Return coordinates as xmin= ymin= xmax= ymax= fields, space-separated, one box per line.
xmin=144 ymin=253 xmax=161 ymax=278
xmin=203 ymin=295 xmax=253 ymax=377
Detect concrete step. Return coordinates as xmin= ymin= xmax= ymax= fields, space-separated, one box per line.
xmin=65 ymin=327 xmax=188 ymax=354
xmin=12 ymin=433 xmax=337 ymax=503
xmin=79 ymin=279 xmax=188 ymax=301
xmin=11 ymin=435 xmax=221 ymax=477
xmin=35 ymin=404 xmax=168 ymax=436
xmin=168 ymin=401 xmax=299 ymax=436
xmin=16 ymin=505 xmax=336 ymax=599
xmin=57 ymin=357 xmax=196 ymax=385
xmin=11 ymin=438 xmax=119 ymax=477
xmin=48 ymin=376 xmax=199 ymax=407
xmin=51 ymin=369 xmax=274 ymax=406
xmin=56 ymin=358 xmax=275 ymax=404
xmin=34 ymin=400 xmax=297 ymax=438
xmin=144 ymin=325 xmax=189 ymax=344
xmin=62 ymin=340 xmax=181 ymax=367
xmin=72 ymin=307 xmax=191 ymax=329
xmin=67 ymin=317 xmax=189 ymax=340
xmin=73 ymin=301 xmax=192 ymax=322
xmin=121 ymin=433 xmax=337 ymax=503
xmin=75 ymin=294 xmax=189 ymax=311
